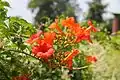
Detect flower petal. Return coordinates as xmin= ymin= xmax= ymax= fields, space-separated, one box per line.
xmin=26 ymin=31 xmax=42 ymax=44
xmin=44 ymin=32 xmax=56 ymax=45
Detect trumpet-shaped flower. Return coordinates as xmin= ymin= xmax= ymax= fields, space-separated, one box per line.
xmin=32 ymin=41 xmax=54 ymax=62
xmin=86 ymin=56 xmax=97 ymax=63
xmin=44 ymin=32 xmax=56 ymax=45
xmin=75 ymin=20 xmax=98 ymax=43
xmin=61 ymin=17 xmax=75 ymax=28
xmin=63 ymin=49 xmax=79 ymax=70
xmin=27 ymin=31 xmax=55 ymax=62
xmin=26 ymin=31 xmax=42 ymax=44
xmin=75 ymin=28 xmax=92 ymax=43
xmin=87 ymin=20 xmax=98 ymax=32
xmin=49 ymin=19 xmax=62 ymax=33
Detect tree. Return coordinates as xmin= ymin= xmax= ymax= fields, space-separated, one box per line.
xmin=86 ymin=0 xmax=107 ymax=22
xmin=28 ymin=0 xmax=76 ymax=24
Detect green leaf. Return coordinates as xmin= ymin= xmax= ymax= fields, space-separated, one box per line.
xmin=1 ymin=1 xmax=10 ymax=7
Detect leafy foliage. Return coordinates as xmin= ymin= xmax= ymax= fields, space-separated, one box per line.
xmin=0 ymin=1 xmax=36 ymax=79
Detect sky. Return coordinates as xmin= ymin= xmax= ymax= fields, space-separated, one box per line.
xmin=6 ymin=0 xmax=120 ymax=23
xmin=6 ymin=0 xmax=34 ymax=22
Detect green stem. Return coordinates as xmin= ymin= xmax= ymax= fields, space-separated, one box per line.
xmin=72 ymin=65 xmax=95 ymax=70
xmin=73 ymin=66 xmax=89 ymax=70
xmin=0 ymin=48 xmax=40 ymax=61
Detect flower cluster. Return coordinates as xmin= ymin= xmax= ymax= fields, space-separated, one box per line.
xmin=26 ymin=17 xmax=97 ymax=70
